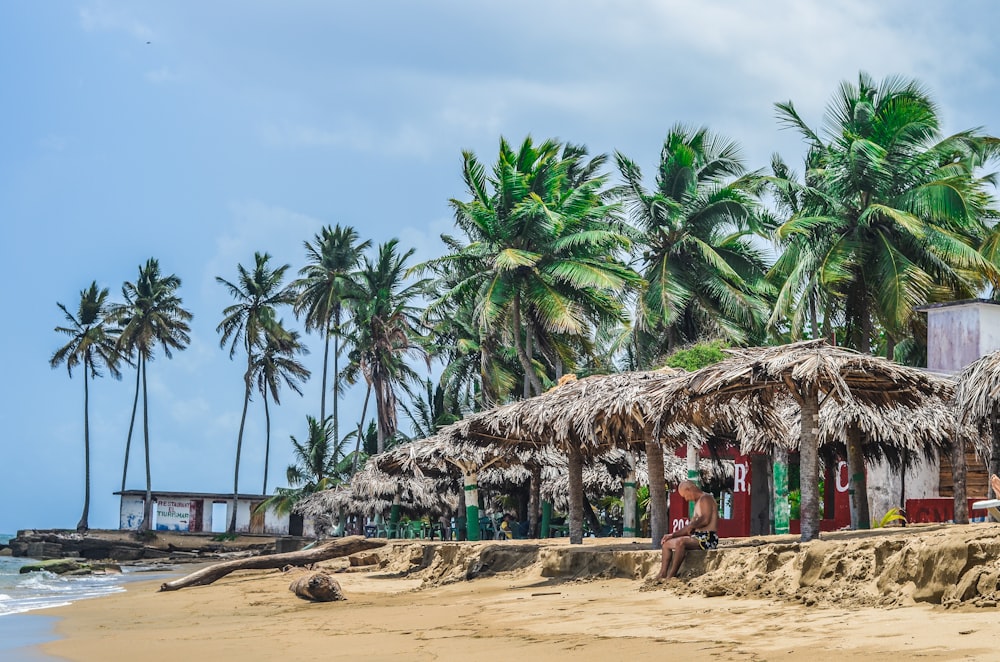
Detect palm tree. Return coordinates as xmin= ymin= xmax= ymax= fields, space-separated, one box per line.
xmin=426 ymin=137 xmax=640 ymax=399
xmin=257 ymin=416 xmax=349 ymax=516
xmin=114 ymin=259 xmax=192 ymax=531
xmin=341 ymin=240 xmax=429 ymax=453
xmin=772 ymin=72 xmax=999 ymax=355
xmin=253 ymin=319 xmax=311 ymax=494
xmin=399 ymin=378 xmax=461 ymax=440
xmin=217 ymin=252 xmax=294 ymax=532
xmin=772 ymin=74 xmax=1000 ymax=529
xmin=615 ymin=125 xmax=773 ymax=365
xmin=292 ymin=225 xmax=371 ymax=447
xmin=51 ymin=282 xmax=122 ymax=531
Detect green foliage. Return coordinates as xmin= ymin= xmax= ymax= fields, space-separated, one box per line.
xmin=663 ymin=340 xmax=728 ymax=371
xmin=873 ymin=507 xmax=907 ymax=529
xmin=211 ymin=532 xmax=238 ymax=542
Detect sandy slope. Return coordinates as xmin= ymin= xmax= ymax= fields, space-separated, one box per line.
xmin=42 ymin=525 xmax=1000 ymax=661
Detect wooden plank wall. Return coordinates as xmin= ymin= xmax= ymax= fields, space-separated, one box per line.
xmin=939 ymin=448 xmax=989 ymax=498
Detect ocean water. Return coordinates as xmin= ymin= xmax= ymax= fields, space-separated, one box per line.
xmin=0 ymin=535 xmax=128 ymax=617
xmin=0 ymin=532 xmax=154 ymax=660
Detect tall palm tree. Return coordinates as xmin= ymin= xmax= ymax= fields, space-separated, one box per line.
xmin=51 ymin=282 xmax=122 ymax=531
xmin=771 ymin=72 xmax=1000 ymax=529
xmin=292 ymin=225 xmax=371 ymax=446
xmin=773 ymin=72 xmax=999 ymax=354
xmin=253 ymin=319 xmax=311 ymax=494
xmin=256 ymin=415 xmax=348 ymax=516
xmin=217 ymin=252 xmax=294 ymax=532
xmin=341 ymin=240 xmax=429 ymax=453
xmin=114 ymin=259 xmax=192 ymax=531
xmin=426 ymin=137 xmax=640 ymax=399
xmin=615 ymin=125 xmax=773 ymax=365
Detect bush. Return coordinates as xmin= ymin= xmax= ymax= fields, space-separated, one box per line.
xmin=663 ymin=340 xmax=728 ymax=371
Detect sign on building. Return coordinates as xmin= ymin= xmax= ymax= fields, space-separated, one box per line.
xmin=155 ymin=499 xmax=192 ymax=531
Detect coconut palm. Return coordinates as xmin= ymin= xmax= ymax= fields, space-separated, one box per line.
xmin=292 ymin=225 xmax=371 ymax=447
xmin=773 ymin=72 xmax=999 ymax=355
xmin=51 ymin=282 xmax=122 ymax=531
xmin=615 ymin=125 xmax=772 ymax=365
xmin=253 ymin=319 xmax=311 ymax=494
xmin=114 ymin=259 xmax=192 ymax=532
xmin=257 ymin=416 xmax=349 ymax=516
xmin=216 ymin=252 xmax=294 ymax=532
xmin=427 ymin=137 xmax=640 ymax=398
xmin=341 ymin=239 xmax=430 ymax=453
xmin=772 ymin=74 xmax=1000 ymax=528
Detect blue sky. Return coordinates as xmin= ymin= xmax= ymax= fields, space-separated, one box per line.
xmin=2 ymin=1 xmax=998 ymax=533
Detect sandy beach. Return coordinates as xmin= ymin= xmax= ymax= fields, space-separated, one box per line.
xmin=34 ymin=526 xmax=1000 ymax=661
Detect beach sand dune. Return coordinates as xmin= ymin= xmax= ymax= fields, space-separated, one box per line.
xmin=42 ymin=525 xmax=1000 ymax=661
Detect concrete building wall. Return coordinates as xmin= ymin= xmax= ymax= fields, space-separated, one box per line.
xmin=927 ymin=305 xmax=981 ymax=372
xmin=263 ymin=508 xmax=288 ymax=535
xmin=977 ymin=306 xmax=1000 ymax=357
xmin=119 ymin=496 xmax=145 ymax=530
xmin=867 ymin=457 xmax=940 ymax=523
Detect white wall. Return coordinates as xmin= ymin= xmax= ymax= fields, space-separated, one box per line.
xmin=119 ymin=496 xmax=145 ymax=530
xmin=867 ymin=456 xmax=939 ymax=522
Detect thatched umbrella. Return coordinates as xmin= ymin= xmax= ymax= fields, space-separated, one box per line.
xmin=664 ymin=339 xmax=947 ymax=541
xmin=956 ymin=350 xmax=1000 ymax=499
xmin=452 ymin=369 xmax=693 ymax=545
xmin=369 ymin=432 xmax=558 ymax=541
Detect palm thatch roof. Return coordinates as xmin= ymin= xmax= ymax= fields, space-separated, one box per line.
xmin=294 ymin=485 xmax=393 ymax=520
xmin=957 ymin=350 xmax=1000 ymax=429
xmin=746 ymin=394 xmax=969 ymax=466
xmin=451 ymin=369 xmax=688 ymax=455
xmin=670 ymin=339 xmax=948 ymax=407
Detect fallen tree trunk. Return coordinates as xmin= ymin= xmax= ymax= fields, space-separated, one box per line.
xmin=159 ymin=536 xmax=385 ymax=592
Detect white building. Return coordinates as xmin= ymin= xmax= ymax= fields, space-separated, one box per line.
xmin=115 ymin=490 xmax=314 ymax=536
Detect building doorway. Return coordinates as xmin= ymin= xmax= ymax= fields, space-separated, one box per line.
xmin=211 ymin=502 xmax=228 ymax=533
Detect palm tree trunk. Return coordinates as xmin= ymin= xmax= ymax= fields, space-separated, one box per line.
xmin=846 ymin=424 xmax=870 ymax=529
xmin=141 ymin=355 xmax=154 ymax=532
xmin=809 ymin=289 xmax=820 ymax=340
xmin=952 ymin=434 xmax=969 ymax=525
xmin=121 ymin=365 xmax=140 ymax=493
xmin=332 ymin=314 xmax=340 ymax=454
xmin=645 ymin=437 xmax=669 ymax=548
xmin=262 ymin=389 xmax=271 ymax=495
xmin=230 ymin=361 xmax=252 ymax=534
xmin=528 ymin=464 xmax=541 ymax=538
xmin=799 ymin=386 xmax=821 ymax=541
xmin=320 ymin=323 xmax=330 ymax=425
xmin=512 ymin=294 xmax=543 ymax=396
xmin=351 ymin=384 xmax=372 ymax=475
xmin=567 ymin=443 xmax=584 ymax=544
xmin=623 ymin=454 xmax=637 ymax=538
xmin=77 ymin=362 xmax=91 ymax=532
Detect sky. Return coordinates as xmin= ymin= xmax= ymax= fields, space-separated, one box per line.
xmin=2 ymin=1 xmax=999 ymax=533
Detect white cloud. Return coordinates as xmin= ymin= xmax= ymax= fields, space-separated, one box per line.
xmin=79 ymin=3 xmax=154 ymax=41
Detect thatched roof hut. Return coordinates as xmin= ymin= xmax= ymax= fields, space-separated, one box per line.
xmin=663 ymin=339 xmax=949 ymax=541
xmin=955 ymin=350 xmax=1000 ymax=494
xmin=449 ymin=369 xmax=696 ymax=544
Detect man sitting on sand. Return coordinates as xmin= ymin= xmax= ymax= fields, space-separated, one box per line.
xmin=658 ymin=480 xmax=719 ymax=580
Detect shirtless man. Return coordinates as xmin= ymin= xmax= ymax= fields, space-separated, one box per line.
xmin=658 ymin=480 xmax=718 ymax=580
xmin=991 ymin=474 xmax=1000 ymax=498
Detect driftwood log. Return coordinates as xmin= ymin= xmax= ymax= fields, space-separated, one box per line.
xmin=290 ymin=571 xmax=345 ymax=601
xmin=159 ymin=536 xmax=385 ymax=592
